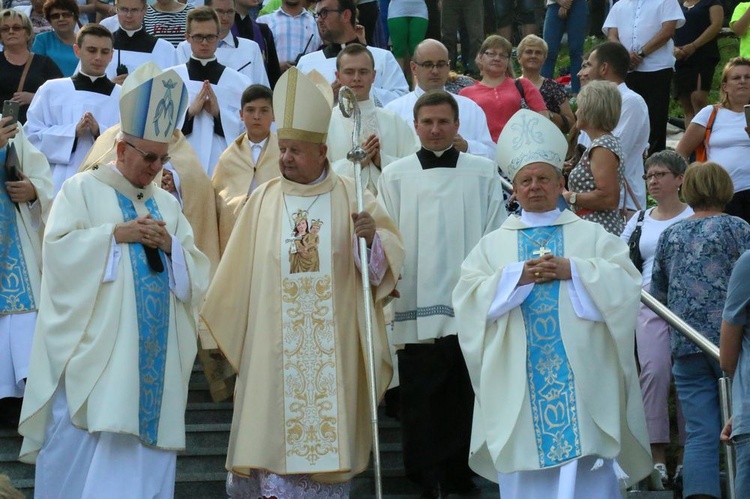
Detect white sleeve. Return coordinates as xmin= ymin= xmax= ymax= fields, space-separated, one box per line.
xmin=166 ymin=235 xmax=191 ymax=302
xmin=102 ymin=236 xmax=122 ymax=283
xmin=486 ymin=261 xmax=534 ymax=322
xmin=567 ymin=260 xmax=605 ymax=322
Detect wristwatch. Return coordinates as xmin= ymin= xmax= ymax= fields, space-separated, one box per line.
xmin=637 ymin=49 xmax=646 ymax=58
xmin=569 ymin=192 xmax=577 ymax=206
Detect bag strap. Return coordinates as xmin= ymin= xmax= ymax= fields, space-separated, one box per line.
xmin=703 ymin=103 xmax=719 ymax=146
xmin=514 ymin=78 xmax=526 ymax=100
xmin=17 ymin=53 xmax=34 ymax=93
xmin=623 ymin=176 xmax=643 ymax=211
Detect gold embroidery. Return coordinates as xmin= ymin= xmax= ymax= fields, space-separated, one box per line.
xmin=281 ymin=275 xmax=339 ymax=467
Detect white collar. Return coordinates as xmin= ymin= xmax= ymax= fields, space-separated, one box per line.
xmin=520 ymin=208 xmax=562 ymax=227
xmin=79 ymin=70 xmax=105 ymax=82
xmin=190 ymin=55 xmax=217 ymax=66
xmin=249 ymin=136 xmax=268 ymax=148
xmin=424 ymin=145 xmax=453 ymax=157
xmin=122 ymin=26 xmax=143 ymax=37
xmin=414 ymin=85 xmax=446 ymax=98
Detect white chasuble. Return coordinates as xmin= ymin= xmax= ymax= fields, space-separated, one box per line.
xmin=279 ymin=193 xmax=341 ymax=472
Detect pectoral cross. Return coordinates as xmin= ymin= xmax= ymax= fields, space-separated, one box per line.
xmin=533 ymin=246 xmax=552 ymax=258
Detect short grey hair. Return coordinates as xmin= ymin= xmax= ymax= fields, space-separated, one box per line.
xmin=576 ymin=80 xmax=621 ymax=133
xmin=645 ymin=150 xmax=688 ymax=176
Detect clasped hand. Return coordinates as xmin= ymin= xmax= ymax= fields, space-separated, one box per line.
xmin=519 ymin=254 xmax=572 ymax=285
xmin=114 ymin=214 xmax=172 ymax=254
xmin=351 ymin=211 xmax=375 ymax=247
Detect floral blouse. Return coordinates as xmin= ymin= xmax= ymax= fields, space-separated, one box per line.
xmin=651 ymin=215 xmax=750 ymax=357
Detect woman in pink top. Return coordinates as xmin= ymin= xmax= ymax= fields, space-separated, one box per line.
xmin=459 ymin=34 xmax=548 ymax=141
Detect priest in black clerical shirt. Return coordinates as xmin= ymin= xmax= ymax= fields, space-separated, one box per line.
xmin=231 ymin=0 xmax=280 ymax=87
xmin=106 ymin=0 xmax=177 ymax=84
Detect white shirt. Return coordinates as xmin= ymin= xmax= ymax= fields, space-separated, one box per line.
xmin=603 ymin=0 xmax=685 ymax=72
xmin=692 ymin=105 xmax=750 ymax=192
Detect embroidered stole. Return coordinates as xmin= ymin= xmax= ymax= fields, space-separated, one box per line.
xmin=0 ymin=147 xmax=36 ymax=314
xmin=115 ymin=191 xmax=170 ymax=446
xmin=279 ymin=192 xmax=341 ymax=472
xmin=518 ymin=226 xmax=582 ymax=468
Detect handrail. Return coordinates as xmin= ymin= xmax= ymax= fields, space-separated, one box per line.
xmin=640 ymin=290 xmax=719 ymax=362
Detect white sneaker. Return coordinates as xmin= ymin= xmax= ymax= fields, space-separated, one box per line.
xmin=649 ymin=463 xmax=668 ymax=491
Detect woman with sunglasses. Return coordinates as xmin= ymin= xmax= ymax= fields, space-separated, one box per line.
xmin=31 ymin=0 xmax=80 ymax=76
xmin=0 ymin=9 xmax=62 ymax=123
xmin=620 ymin=151 xmax=693 ymax=490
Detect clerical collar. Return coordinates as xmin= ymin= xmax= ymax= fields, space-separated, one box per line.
xmin=322 ymin=37 xmax=363 ymax=59
xmin=121 ymin=26 xmax=142 ymax=37
xmin=190 ymin=55 xmax=218 ymax=66
xmin=416 ymin=146 xmax=459 ymax=169
xmin=309 ymin=166 xmax=328 ymax=185
xmin=72 ymin=71 xmax=116 ymax=95
xmin=520 ymin=208 xmax=562 ymax=228
xmin=114 ymin=27 xmax=157 ymax=52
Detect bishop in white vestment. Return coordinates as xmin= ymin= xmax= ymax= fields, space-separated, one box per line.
xmin=453 ymin=110 xmax=652 ymax=498
xmin=18 ymin=64 xmax=210 ymax=499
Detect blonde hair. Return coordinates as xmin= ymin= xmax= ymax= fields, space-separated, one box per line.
xmin=476 ymin=35 xmax=514 ymax=78
xmin=0 ymin=9 xmax=33 ymax=49
xmin=682 ymin=161 xmax=734 ymax=210
xmin=576 ymin=80 xmax=621 ymax=132
xmin=719 ymin=57 xmax=750 ymax=108
xmin=517 ymin=34 xmax=548 ymax=60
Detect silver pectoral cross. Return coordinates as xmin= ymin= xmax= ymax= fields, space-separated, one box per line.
xmin=533 ymin=246 xmax=553 ymax=258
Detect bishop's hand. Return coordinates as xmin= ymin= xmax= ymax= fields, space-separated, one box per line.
xmin=352 ymin=211 xmax=376 ymax=248
xmin=114 ymin=214 xmax=172 ymax=254
xmin=519 ymin=254 xmax=572 ymax=285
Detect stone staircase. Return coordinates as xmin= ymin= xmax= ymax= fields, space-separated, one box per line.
xmin=1 ymin=364 xmax=676 ymax=498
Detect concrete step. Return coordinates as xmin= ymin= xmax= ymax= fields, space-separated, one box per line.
xmin=184 ymin=402 xmax=233 ymax=425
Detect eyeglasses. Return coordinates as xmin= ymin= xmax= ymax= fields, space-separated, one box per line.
xmin=483 ymin=51 xmax=509 ymax=60
xmin=414 ymin=60 xmax=450 ymax=70
xmin=642 ymin=171 xmax=674 ymax=181
xmin=48 ymin=11 xmax=74 ymax=20
xmin=116 ymin=6 xmax=144 ymax=14
xmin=124 ymin=141 xmax=171 ymax=164
xmin=313 ymin=8 xmax=342 ymax=19
xmin=0 ymin=24 xmax=25 ymax=33
xmin=188 ymin=33 xmax=219 ymax=43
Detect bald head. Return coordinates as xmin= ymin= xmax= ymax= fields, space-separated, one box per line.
xmin=411 ymin=39 xmax=451 ymax=92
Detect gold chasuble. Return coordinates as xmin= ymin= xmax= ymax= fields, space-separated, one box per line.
xmin=201 ymin=169 xmax=405 ymax=482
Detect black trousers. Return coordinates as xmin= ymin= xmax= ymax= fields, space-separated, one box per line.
xmin=398 ymin=336 xmax=475 ymax=490
xmin=726 ymin=189 xmax=750 ymax=225
xmin=626 ymin=67 xmax=674 ymax=156
xmin=357 ymin=1 xmax=380 ymax=47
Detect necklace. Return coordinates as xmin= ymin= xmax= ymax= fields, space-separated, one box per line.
xmin=283 ymin=193 xmax=321 ymax=253
xmin=519 ymin=228 xmax=558 ymax=258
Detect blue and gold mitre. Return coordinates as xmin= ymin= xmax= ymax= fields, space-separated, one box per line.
xmin=120 ymin=62 xmax=189 ymax=143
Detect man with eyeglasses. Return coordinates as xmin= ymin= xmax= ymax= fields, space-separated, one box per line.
xmin=168 ymin=6 xmax=251 ymax=176
xmin=256 ymin=0 xmax=320 ymax=73
xmin=94 ymin=0 xmax=177 ymax=84
xmin=18 ymin=62 xmax=210 ymax=499
xmin=232 ymin=0 xmax=281 ymax=87
xmin=176 ymin=0 xmax=269 ymax=86
xmin=385 ymin=39 xmax=496 ymax=160
xmin=296 ymin=0 xmax=407 ymax=106
xmin=25 ymin=23 xmax=121 ymax=195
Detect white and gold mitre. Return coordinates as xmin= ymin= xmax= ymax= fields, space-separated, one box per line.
xmin=496 ymin=109 xmax=567 ymax=181
xmin=273 ymin=67 xmax=332 ymax=143
xmin=120 ymin=62 xmax=189 ymax=143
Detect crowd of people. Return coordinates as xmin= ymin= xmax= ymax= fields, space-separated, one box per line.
xmin=1 ymin=0 xmax=750 ymax=498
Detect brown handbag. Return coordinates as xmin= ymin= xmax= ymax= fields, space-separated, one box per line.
xmin=695 ymin=104 xmax=719 ymax=162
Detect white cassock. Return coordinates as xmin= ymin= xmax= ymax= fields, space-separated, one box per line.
xmin=18 ymin=165 xmax=210 ymax=498
xmin=170 ymin=59 xmax=251 ymax=176
xmin=103 ymin=27 xmax=177 ymax=79
xmin=297 ymin=46 xmax=409 ymax=106
xmin=24 ymin=74 xmax=121 ymax=194
xmin=327 ymin=99 xmax=419 ymax=195
xmin=377 ymin=149 xmax=507 ymax=345
xmin=175 ymin=33 xmax=269 ymax=87
xmin=0 ymin=125 xmax=53 ymax=400
xmin=452 ymin=208 xmax=652 ymax=499
xmin=385 ymin=86 xmax=497 ymax=161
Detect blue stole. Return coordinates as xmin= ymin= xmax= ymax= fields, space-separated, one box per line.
xmin=518 ymin=226 xmax=582 ymax=468
xmin=115 ymin=191 xmax=170 ymax=446
xmin=0 ymin=146 xmax=37 ymax=314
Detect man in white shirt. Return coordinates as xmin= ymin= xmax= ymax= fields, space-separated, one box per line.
xmin=168 ymin=7 xmax=251 ymax=176
xmin=385 ymin=39 xmax=495 ymax=160
xmin=256 ymin=0 xmax=320 ymax=73
xmin=581 ymin=41 xmax=650 ymax=214
xmin=327 ymin=44 xmax=419 ymax=194
xmin=296 ymin=0 xmax=408 ymax=106
xmin=176 ymin=0 xmax=269 ymax=86
xmin=25 ymin=24 xmax=121 ymax=194
xmin=604 ymin=0 xmax=684 ymax=155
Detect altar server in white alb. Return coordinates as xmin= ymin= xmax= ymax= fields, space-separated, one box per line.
xmin=297 ymin=0 xmax=408 ymax=106
xmin=169 ymin=6 xmax=251 ymax=176
xmin=327 ymin=44 xmax=419 ymax=195
xmin=105 ymin=0 xmax=177 ymax=83
xmin=176 ymin=0 xmax=269 ymax=87
xmin=24 ymin=24 xmax=121 ymax=194
xmin=18 ymin=63 xmax=210 ymax=499
xmin=376 ymin=90 xmax=506 ymax=496
xmin=0 ymin=116 xmax=53 ymax=428
xmin=453 ymin=109 xmax=652 ymax=498
xmin=385 ymin=39 xmax=496 ymax=161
